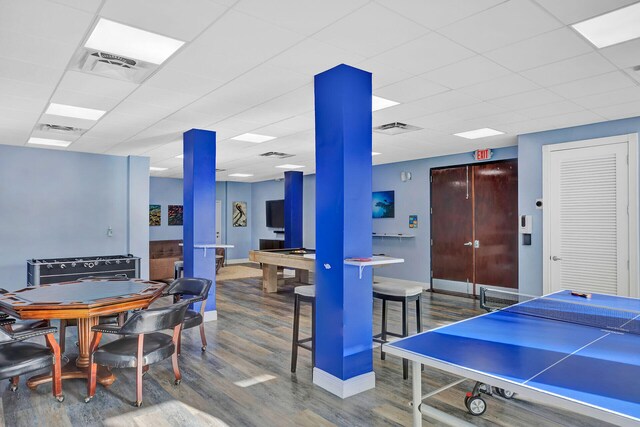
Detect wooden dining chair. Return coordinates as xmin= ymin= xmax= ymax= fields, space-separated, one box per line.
xmin=0 ymin=319 xmax=63 ymax=401
xmin=85 ymin=302 xmax=188 ymax=407
xmin=164 ymin=277 xmax=212 ymax=353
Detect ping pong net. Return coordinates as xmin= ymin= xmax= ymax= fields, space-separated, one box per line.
xmin=480 ymin=287 xmax=640 ymax=336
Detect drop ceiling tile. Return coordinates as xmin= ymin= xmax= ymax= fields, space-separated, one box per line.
xmin=0 ymin=30 xmax=76 ymax=70
xmin=0 ymin=107 xmax=40 ymax=129
xmin=370 ymin=32 xmax=475 ymax=75
xmin=125 ymin=85 xmax=202 ymax=110
xmin=144 ymin=67 xmax=224 ymax=95
xmin=458 ymin=73 xmax=540 ymax=100
xmin=372 ymin=102 xmax=431 ymax=126
xmin=0 ymin=126 xmax=31 ymax=145
xmin=521 ymin=52 xmax=616 ymax=86
xmin=484 ymin=28 xmax=593 ymax=72
xmin=377 ymin=0 xmax=505 ymax=30
xmin=592 ymin=100 xmax=640 ymax=121
xmin=0 ymin=0 xmax=93 ymax=44
xmin=231 ymin=64 xmax=310 ymax=101
xmin=549 ymin=71 xmax=636 ymax=99
xmin=421 ymin=55 xmax=511 ymax=89
xmin=516 ymin=100 xmax=584 ymax=119
xmin=170 ymin=10 xmax=305 ymax=81
xmin=50 ymin=89 xmax=122 ymax=111
xmin=573 ymin=86 xmax=640 ymax=110
xmin=234 ymin=85 xmax=314 ymax=127
xmin=58 ymin=71 xmax=139 ymax=100
xmin=412 ymin=90 xmax=483 ymax=115
xmin=271 ymin=113 xmax=315 ymax=133
xmin=66 ymin=136 xmax=119 ymax=154
xmin=0 ymin=94 xmax=47 ymax=113
xmin=0 ymin=57 xmax=64 ymax=87
xmin=111 ymin=100 xmax=174 ymax=120
xmin=233 ymin=0 xmax=368 ymax=35
xmin=0 ymin=77 xmax=53 ymax=100
xmin=375 ymin=76 xmax=449 ymax=103
xmin=100 ymin=0 xmax=228 ymax=41
xmin=489 ymin=88 xmax=564 ymax=110
xmin=439 ymin=0 xmax=562 ymax=53
xmin=355 ymin=58 xmax=414 ymax=89
xmin=312 ymin=2 xmax=428 ymax=58
xmin=268 ymin=38 xmax=365 ymax=77
xmin=533 ymin=0 xmax=638 ymax=24
xmin=600 ymin=38 xmax=640 ymax=69
xmin=165 ymin=109 xmax=216 ymax=128
xmin=48 ymin=0 xmax=103 ymax=13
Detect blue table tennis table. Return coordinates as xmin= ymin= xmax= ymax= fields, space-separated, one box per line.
xmin=383 ymin=288 xmax=640 ymax=427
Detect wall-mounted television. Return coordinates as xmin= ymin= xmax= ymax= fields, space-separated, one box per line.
xmin=266 ymin=199 xmax=285 ymax=228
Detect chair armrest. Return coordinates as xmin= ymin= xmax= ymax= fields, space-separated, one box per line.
xmin=0 ymin=318 xmax=16 ymax=327
xmin=0 ymin=313 xmax=9 ymax=319
xmin=181 ymin=296 xmax=204 ymax=305
xmin=10 ymin=326 xmax=58 ymax=342
xmin=91 ymin=324 xmax=125 ymax=335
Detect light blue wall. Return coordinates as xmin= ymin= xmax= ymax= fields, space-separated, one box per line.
xmin=0 ymin=145 xmax=134 ymax=289
xmin=518 ymin=116 xmax=640 ymax=296
xmin=149 ymin=177 xmax=184 ymax=241
xmin=224 ymin=181 xmax=252 ymax=260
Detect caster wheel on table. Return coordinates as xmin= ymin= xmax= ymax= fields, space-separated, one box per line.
xmin=174 ymin=379 xmax=181 ymax=385
xmin=133 ymin=401 xmax=143 ymax=407
xmin=9 ymin=385 xmax=17 ymax=392
xmin=84 ymin=396 xmax=93 ymax=403
xmin=56 ymin=395 xmax=65 ymax=402
xmin=496 ymin=388 xmax=515 ymax=399
xmin=201 ymin=346 xmax=206 ymax=352
xmin=465 ymin=396 xmax=487 ymax=416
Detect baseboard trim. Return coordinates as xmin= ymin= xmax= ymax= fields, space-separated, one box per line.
xmin=203 ymin=310 xmax=217 ymax=322
xmin=312 ymin=368 xmax=375 ymax=399
xmin=226 ymin=258 xmax=250 ymax=265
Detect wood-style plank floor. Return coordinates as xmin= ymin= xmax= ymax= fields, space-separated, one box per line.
xmin=1 ymin=267 xmax=612 ymax=427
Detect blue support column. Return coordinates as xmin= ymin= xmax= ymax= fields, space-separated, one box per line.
xmin=284 ymin=171 xmax=303 ymax=248
xmin=313 ymin=64 xmax=374 ymax=398
xmin=183 ymin=129 xmax=217 ymax=320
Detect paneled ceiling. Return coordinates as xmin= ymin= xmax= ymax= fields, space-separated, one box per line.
xmin=1 ymin=0 xmax=639 ymax=182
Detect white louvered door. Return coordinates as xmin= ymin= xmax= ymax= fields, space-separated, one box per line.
xmin=547 ymin=142 xmax=629 ymax=296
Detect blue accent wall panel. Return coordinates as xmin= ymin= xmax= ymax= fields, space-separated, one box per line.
xmin=315 ymin=64 xmax=373 ymax=381
xmin=284 ymin=171 xmax=303 ymax=248
xmin=183 ymin=129 xmax=217 ymax=313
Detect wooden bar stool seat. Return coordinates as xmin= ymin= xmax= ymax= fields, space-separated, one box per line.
xmin=373 ymin=282 xmax=423 ymax=379
xmin=291 ymin=285 xmax=315 ymax=373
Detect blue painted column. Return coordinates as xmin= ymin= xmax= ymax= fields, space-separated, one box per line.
xmin=313 ymin=64 xmax=374 ymax=398
xmin=183 ymin=129 xmax=217 ymax=320
xmin=284 ymin=171 xmax=303 ymax=248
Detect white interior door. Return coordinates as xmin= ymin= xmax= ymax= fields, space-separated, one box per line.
xmin=216 ymin=200 xmax=222 ymax=244
xmin=544 ymin=136 xmax=635 ymax=296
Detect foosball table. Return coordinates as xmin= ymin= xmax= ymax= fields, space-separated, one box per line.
xmin=27 ymin=254 xmax=141 ymax=286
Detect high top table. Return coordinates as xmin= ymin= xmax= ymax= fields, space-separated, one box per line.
xmin=0 ymin=278 xmax=166 ymax=388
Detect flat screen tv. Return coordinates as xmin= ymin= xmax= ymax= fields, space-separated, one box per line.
xmin=266 ymin=199 xmax=285 ymax=228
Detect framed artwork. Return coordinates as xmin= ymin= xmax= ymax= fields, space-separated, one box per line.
xmin=168 ymin=205 xmax=183 ymax=226
xmin=232 ymin=201 xmax=247 ymax=227
xmin=372 ymin=191 xmax=395 ymax=218
xmin=149 ymin=205 xmax=161 ymax=226
xmin=409 ymin=215 xmax=418 ymax=228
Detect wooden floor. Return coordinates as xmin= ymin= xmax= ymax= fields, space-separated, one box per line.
xmin=1 ymin=267 xmax=612 ymax=427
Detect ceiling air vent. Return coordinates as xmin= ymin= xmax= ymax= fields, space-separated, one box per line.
xmin=259 ymin=151 xmax=294 ymax=159
xmin=71 ymin=49 xmax=159 ymax=84
xmin=37 ymin=123 xmax=85 ymax=136
xmin=373 ymin=122 xmax=422 ymax=135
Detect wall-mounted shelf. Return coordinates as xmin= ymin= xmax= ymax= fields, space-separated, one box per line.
xmin=372 ymin=233 xmax=415 ymax=239
xmin=344 ymin=256 xmax=404 ymax=279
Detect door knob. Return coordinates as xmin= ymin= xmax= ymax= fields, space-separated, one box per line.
xmin=552 ymin=256 xmax=562 ymax=261
xmin=464 ymin=242 xmax=473 ymax=246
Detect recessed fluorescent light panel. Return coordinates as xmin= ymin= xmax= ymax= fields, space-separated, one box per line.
xmin=454 ymin=128 xmax=504 ymax=140
xmin=150 ymin=166 xmax=167 ymax=171
xmin=229 ymin=173 xmax=253 ymax=178
xmin=231 ymin=133 xmax=276 ymax=143
xmin=572 ymin=2 xmax=640 ymax=48
xmin=85 ymin=18 xmax=184 ymax=65
xmin=27 ymin=137 xmax=71 ymax=147
xmin=276 ymin=164 xmax=304 ymax=170
xmin=372 ymin=151 xmax=381 ymax=156
xmin=46 ymin=103 xmax=106 ymax=121
xmin=372 ymin=96 xmax=400 ymax=112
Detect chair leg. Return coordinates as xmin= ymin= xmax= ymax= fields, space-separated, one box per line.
xmin=85 ymin=332 xmax=102 ymax=403
xmin=134 ymin=335 xmax=144 ymax=407
xmin=59 ymin=320 xmax=66 ymax=354
xmin=402 ymin=299 xmax=409 ymax=380
xmin=291 ymin=294 xmax=300 ymax=373
xmin=44 ymin=333 xmax=63 ymax=401
xmin=381 ymin=298 xmax=387 ymax=360
xmin=172 ymin=324 xmax=182 ymax=385
xmin=199 ymin=322 xmax=207 ymax=352
xmin=177 ymin=330 xmax=182 ymax=357
xmin=416 ymin=297 xmax=422 ymax=333
xmin=9 ymin=376 xmax=18 ymax=392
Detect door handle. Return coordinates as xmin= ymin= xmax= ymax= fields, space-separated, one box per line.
xmin=552 ymin=256 xmax=562 ymax=261
xmin=464 ymin=242 xmax=473 ymax=246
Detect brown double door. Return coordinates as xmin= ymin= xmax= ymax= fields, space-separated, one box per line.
xmin=430 ymin=160 xmax=518 ymax=296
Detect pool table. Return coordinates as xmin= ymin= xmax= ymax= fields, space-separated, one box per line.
xmin=248 ymin=248 xmax=315 ymax=293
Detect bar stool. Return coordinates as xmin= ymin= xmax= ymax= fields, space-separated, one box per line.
xmin=373 ymin=282 xmax=423 ymax=379
xmin=291 ymin=285 xmax=315 ymax=373
xmin=174 ymin=261 xmax=184 ymax=280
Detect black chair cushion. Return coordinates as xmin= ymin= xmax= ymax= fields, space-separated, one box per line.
xmin=10 ymin=320 xmax=49 ymax=333
xmin=0 ymin=342 xmax=53 ymax=380
xmin=93 ymin=332 xmax=174 ymax=369
xmin=64 ymin=315 xmax=121 ymax=328
xmin=182 ymin=309 xmax=202 ymax=330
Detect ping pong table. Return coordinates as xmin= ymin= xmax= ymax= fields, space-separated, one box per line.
xmin=383 ymin=288 xmax=640 ymax=426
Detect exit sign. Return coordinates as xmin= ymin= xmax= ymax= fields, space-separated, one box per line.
xmin=474 ymin=148 xmax=493 ymax=161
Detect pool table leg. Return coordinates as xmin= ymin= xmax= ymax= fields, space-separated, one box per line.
xmin=263 ymin=264 xmax=278 ymax=293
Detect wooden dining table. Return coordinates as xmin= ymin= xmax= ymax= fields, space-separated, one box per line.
xmin=0 ymin=278 xmax=166 ymax=388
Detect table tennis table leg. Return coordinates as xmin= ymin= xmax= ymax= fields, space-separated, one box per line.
xmin=412 ymin=360 xmax=422 ymax=427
